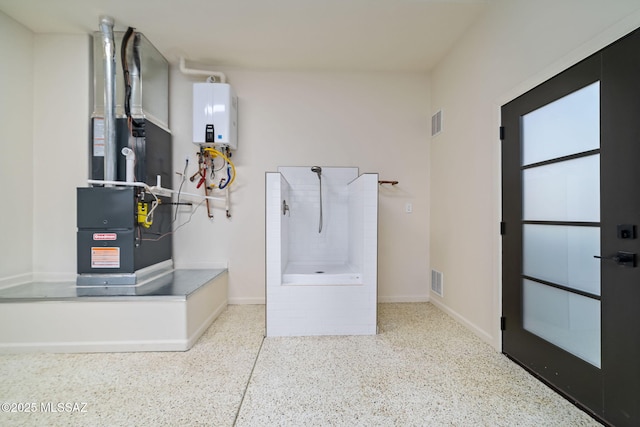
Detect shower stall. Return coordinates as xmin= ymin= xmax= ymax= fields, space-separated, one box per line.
xmin=265 ymin=166 xmax=378 ymax=336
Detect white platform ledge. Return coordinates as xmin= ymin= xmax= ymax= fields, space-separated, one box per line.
xmin=0 ymin=269 xmax=228 ymax=353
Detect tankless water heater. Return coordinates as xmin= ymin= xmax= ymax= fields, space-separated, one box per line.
xmin=193 ymin=82 xmax=238 ymax=149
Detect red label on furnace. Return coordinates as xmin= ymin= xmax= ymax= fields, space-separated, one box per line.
xmin=93 ymin=233 xmax=117 ymax=241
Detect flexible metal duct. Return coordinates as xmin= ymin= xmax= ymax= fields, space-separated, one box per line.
xmin=99 ymin=16 xmax=117 ymax=184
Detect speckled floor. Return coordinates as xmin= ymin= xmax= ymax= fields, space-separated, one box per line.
xmin=0 ymin=303 xmax=600 ymax=426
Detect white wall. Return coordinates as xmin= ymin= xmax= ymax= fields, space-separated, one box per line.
xmin=429 ymin=0 xmax=640 ymax=349
xmin=0 ymin=12 xmax=34 ymax=286
xmin=171 ymin=70 xmax=430 ymax=303
xmin=32 ymin=34 xmax=91 ymax=281
xmin=0 ymin=26 xmax=91 ymax=285
xmin=280 ymin=166 xmax=356 ymax=265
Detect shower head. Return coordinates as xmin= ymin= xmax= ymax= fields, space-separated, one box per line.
xmin=311 ymin=166 xmax=322 ymax=178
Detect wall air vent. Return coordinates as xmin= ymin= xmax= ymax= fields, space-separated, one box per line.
xmin=431 ymin=269 xmax=443 ymax=297
xmin=431 ymin=109 xmax=443 ymax=137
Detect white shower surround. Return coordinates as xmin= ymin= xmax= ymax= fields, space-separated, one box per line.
xmin=265 ymin=167 xmax=378 ymax=336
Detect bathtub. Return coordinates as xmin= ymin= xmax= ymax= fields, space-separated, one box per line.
xmin=282 ymin=262 xmax=362 ymax=285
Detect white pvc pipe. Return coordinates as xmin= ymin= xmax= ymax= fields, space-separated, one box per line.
xmin=171 ymin=189 xmax=225 ymax=202
xmin=179 ymin=57 xmax=227 ymax=83
xmin=121 ymin=147 xmax=136 ymax=183
xmin=88 ymin=179 xmax=147 ymax=188
xmin=87 ymin=179 xmax=225 ymax=202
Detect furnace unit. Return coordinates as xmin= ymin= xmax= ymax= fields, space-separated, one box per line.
xmin=77 ymin=19 xmax=172 ymax=288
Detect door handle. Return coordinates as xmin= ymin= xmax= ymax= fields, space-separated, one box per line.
xmin=594 ymin=251 xmax=636 ymax=267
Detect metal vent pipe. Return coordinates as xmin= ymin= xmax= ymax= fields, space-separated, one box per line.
xmin=99 ymin=16 xmax=117 ymax=184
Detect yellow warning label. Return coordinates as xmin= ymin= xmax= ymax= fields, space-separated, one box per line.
xmin=91 ymin=247 xmax=120 ymax=268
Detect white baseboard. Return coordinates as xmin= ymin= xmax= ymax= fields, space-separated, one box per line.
xmin=0 ymin=273 xmax=33 ymax=289
xmin=429 ymin=297 xmax=496 ymax=349
xmin=232 ymin=296 xmax=430 ymax=305
xmin=0 ymin=339 xmax=191 ymax=354
xmin=31 ymin=272 xmax=76 ymax=282
xmin=173 ymin=261 xmax=228 ymax=269
xmin=229 ymin=297 xmax=265 ymax=305
xmin=378 ymin=294 xmax=430 ymax=303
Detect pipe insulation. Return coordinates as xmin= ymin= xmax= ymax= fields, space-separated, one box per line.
xmin=99 ymin=16 xmax=117 ymax=185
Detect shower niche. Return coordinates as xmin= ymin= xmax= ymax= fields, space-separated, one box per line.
xmin=265 ymin=167 xmax=378 ymax=336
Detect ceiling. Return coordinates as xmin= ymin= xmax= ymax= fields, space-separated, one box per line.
xmin=0 ymin=0 xmax=490 ymax=72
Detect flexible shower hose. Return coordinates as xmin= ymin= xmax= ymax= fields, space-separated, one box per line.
xmin=318 ymin=176 xmax=323 ymax=233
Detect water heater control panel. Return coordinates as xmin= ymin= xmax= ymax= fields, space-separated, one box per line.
xmin=193 ymin=82 xmax=238 ymax=149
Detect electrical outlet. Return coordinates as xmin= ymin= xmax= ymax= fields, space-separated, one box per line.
xmin=405 ymin=203 xmax=413 ymax=214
